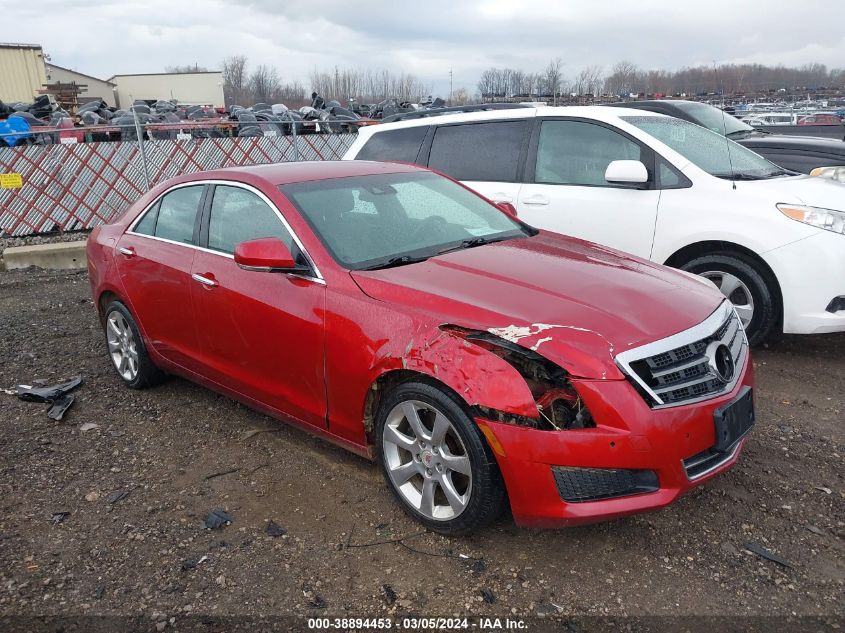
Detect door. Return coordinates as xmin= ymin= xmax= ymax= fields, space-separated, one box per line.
xmin=518 ymin=119 xmax=660 ymax=258
xmin=426 ymin=119 xmax=529 ymax=207
xmin=116 ymin=184 xmax=205 ymax=369
xmin=189 ymin=183 xmax=327 ymax=427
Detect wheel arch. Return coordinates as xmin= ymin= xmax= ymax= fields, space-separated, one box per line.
xmin=663 ymin=240 xmax=783 ymax=325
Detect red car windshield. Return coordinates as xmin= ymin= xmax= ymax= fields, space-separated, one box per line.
xmin=281 ymin=171 xmax=530 ymax=270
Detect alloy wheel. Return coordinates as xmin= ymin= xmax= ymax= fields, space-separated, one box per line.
xmin=382 ymin=400 xmax=472 ymax=521
xmin=106 ymin=311 xmax=139 ymax=381
xmin=700 ymin=270 xmax=755 ymax=328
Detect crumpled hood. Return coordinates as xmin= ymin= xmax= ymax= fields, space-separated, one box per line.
xmin=749 ymin=174 xmax=845 ymax=210
xmin=351 ymin=233 xmax=725 ymax=379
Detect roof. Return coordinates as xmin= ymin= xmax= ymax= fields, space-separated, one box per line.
xmin=107 ymin=71 xmax=222 ymax=81
xmin=46 ymin=63 xmax=115 ymax=86
xmin=0 ymin=42 xmax=42 ymax=50
xmin=177 ymin=160 xmax=426 ymax=187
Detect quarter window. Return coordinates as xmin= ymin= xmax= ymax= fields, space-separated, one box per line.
xmin=535 ymin=120 xmax=643 ymax=186
xmin=428 ymin=121 xmax=527 ymax=182
xmin=207 ymin=185 xmax=293 ymax=254
xmin=133 ymin=201 xmax=159 ymax=236
xmin=356 ymin=126 xmax=428 ymax=164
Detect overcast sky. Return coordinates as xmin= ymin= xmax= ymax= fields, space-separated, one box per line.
xmin=9 ymin=0 xmax=845 ymax=96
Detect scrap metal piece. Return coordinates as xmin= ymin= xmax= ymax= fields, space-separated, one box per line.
xmin=46 ymin=394 xmax=75 ymax=421
xmin=17 ymin=376 xmax=82 ymax=403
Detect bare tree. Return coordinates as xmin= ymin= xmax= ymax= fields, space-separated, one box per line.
xmin=222 ymin=55 xmax=249 ymax=106
xmin=543 ymin=58 xmax=564 ymax=103
xmin=604 ymin=61 xmax=640 ymax=97
xmin=165 ymin=63 xmax=209 ymax=74
xmin=249 ymin=65 xmax=281 ymax=104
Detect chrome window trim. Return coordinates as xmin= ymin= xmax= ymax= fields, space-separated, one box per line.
xmin=126 ymin=179 xmax=325 ymax=285
xmin=614 ymin=301 xmax=748 ymax=408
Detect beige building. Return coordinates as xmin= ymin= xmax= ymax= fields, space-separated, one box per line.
xmin=109 ymin=71 xmax=225 ymax=108
xmin=0 ymin=43 xmax=47 ymax=103
xmin=44 ymin=63 xmax=116 ymax=106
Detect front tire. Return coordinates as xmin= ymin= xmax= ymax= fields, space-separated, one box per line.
xmin=375 ymin=380 xmax=505 ymax=535
xmin=103 ymin=301 xmax=166 ymax=389
xmin=680 ymin=253 xmax=777 ymax=346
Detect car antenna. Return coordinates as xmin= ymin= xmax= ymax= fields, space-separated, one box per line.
xmin=714 ymin=61 xmax=737 ymax=190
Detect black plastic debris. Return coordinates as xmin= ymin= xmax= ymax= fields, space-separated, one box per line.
xmin=107 ymin=490 xmax=129 ymax=504
xmin=471 ymin=559 xmax=486 ymax=574
xmin=744 ymin=543 xmax=792 ymax=568
xmin=265 ymin=521 xmax=286 ymax=538
xmin=181 ymin=555 xmax=208 ymax=572
xmin=204 ymin=509 xmax=233 ymax=530
xmin=308 ymin=595 xmax=327 ymax=609
xmin=16 ymin=376 xmax=82 ymax=420
xmin=382 ymin=584 xmax=397 ymax=605
xmin=50 ymin=511 xmax=70 ymax=524
xmin=480 ymin=588 xmax=496 ymax=604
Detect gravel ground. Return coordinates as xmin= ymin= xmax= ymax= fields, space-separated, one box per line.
xmin=0 ymin=268 xmax=842 ymax=630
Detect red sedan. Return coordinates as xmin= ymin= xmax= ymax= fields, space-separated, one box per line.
xmin=87 ymin=161 xmax=754 ymax=534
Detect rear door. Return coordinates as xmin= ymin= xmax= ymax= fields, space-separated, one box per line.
xmin=115 ymin=184 xmax=206 ymax=369
xmin=517 ymin=118 xmax=660 ymax=257
xmin=189 ymin=183 xmax=327 ymax=427
xmin=425 ymin=119 xmax=530 ymax=207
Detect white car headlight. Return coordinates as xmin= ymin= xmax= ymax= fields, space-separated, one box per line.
xmin=810 ymin=166 xmax=845 ymax=183
xmin=777 ymin=203 xmax=845 ymax=235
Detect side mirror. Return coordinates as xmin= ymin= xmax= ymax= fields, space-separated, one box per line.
xmin=605 ymin=160 xmax=649 ymax=185
xmin=234 ymin=237 xmax=307 ymax=272
xmin=497 ymin=201 xmax=518 ymax=218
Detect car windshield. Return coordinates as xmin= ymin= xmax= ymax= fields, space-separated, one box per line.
xmin=622 ymin=116 xmax=788 ymax=180
xmin=671 ymin=101 xmax=755 ymax=138
xmin=280 ymin=171 xmax=532 ymax=270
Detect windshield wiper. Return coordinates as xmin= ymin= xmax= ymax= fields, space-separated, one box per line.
xmin=359 ymin=255 xmax=430 ymax=271
xmin=438 ymin=235 xmax=511 ymax=255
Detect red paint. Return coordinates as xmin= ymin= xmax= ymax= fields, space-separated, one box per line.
xmin=87 ymin=160 xmax=749 ymax=527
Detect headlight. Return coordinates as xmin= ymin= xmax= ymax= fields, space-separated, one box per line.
xmin=777 ymin=203 xmax=845 ymax=235
xmin=810 ymin=166 xmax=845 ymax=183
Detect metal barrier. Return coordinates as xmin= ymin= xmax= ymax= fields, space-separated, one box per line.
xmin=0 ymin=124 xmax=358 ymax=237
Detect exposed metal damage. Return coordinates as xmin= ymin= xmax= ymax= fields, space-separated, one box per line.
xmin=439 ymin=325 xmax=595 ymax=431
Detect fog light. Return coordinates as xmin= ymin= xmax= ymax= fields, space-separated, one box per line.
xmin=826 ymin=296 xmax=845 ymax=313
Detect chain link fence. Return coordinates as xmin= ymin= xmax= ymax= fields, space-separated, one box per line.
xmin=0 ymin=124 xmax=358 ymax=237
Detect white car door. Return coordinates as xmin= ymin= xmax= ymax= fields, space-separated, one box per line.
xmin=425 ymin=119 xmax=529 ymax=210
xmin=517 ymin=118 xmax=661 ymax=258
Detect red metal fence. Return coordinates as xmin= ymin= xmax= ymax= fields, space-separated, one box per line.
xmin=0 ymin=133 xmax=357 ymax=237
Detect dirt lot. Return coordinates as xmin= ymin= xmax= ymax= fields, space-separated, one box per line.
xmin=0 ymin=268 xmax=842 ymax=630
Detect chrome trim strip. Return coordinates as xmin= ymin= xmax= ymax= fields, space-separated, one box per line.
xmin=615 ymin=301 xmax=748 ymax=408
xmin=684 ymin=440 xmax=742 ymax=481
xmin=125 ymin=179 xmax=326 ymax=286
xmin=650 ymin=356 xmax=708 ymax=379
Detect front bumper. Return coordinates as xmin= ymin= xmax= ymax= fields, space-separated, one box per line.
xmin=764 ymin=230 xmax=845 ymax=334
xmin=477 ymin=359 xmax=754 ymax=528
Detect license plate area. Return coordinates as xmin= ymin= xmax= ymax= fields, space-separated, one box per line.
xmin=713 ymin=386 xmax=755 ymax=452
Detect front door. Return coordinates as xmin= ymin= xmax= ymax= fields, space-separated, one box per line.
xmin=189 ymin=183 xmax=327 ymax=427
xmin=517 ymin=118 xmax=660 ymax=258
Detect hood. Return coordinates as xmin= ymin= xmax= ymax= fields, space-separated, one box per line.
xmin=744 ymin=174 xmax=845 ymax=210
xmin=351 ymin=233 xmax=724 ymax=379
xmin=744 ymin=134 xmax=845 ymax=153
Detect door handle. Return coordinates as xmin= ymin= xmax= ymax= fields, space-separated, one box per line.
xmin=191 ymin=273 xmax=218 ymax=287
xmin=117 ymin=246 xmax=135 ymax=257
xmin=491 ymin=193 xmax=514 ymax=203
xmin=521 ymin=196 xmax=549 ymax=206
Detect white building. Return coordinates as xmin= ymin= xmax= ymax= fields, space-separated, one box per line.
xmin=108 ymin=71 xmax=225 ymax=108
xmin=44 ymin=63 xmax=117 ymax=106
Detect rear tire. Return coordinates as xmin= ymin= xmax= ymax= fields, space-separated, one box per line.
xmin=680 ymin=253 xmax=777 ymax=346
xmin=103 ymin=301 xmax=166 ymax=389
xmin=375 ymin=380 xmax=505 ymax=535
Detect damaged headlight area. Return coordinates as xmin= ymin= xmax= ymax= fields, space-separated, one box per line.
xmin=440 ymin=325 xmax=595 ymax=431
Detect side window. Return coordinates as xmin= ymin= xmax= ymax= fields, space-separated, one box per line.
xmin=657 ymin=159 xmax=689 ymax=189
xmin=535 ymin=120 xmax=643 ymax=187
xmin=133 ymin=200 xmax=160 ymax=236
xmin=208 ymin=185 xmax=293 ymax=254
xmin=356 ymin=127 xmax=428 ymax=164
xmin=154 ymin=186 xmax=203 ymax=244
xmin=428 ymin=121 xmax=527 ymax=182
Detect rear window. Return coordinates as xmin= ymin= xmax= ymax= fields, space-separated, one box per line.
xmin=356 ymin=126 xmax=427 ymax=164
xmin=428 ymin=121 xmax=527 ymax=182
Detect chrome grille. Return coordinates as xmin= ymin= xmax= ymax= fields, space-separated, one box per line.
xmin=615 ymin=302 xmax=747 ymax=408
